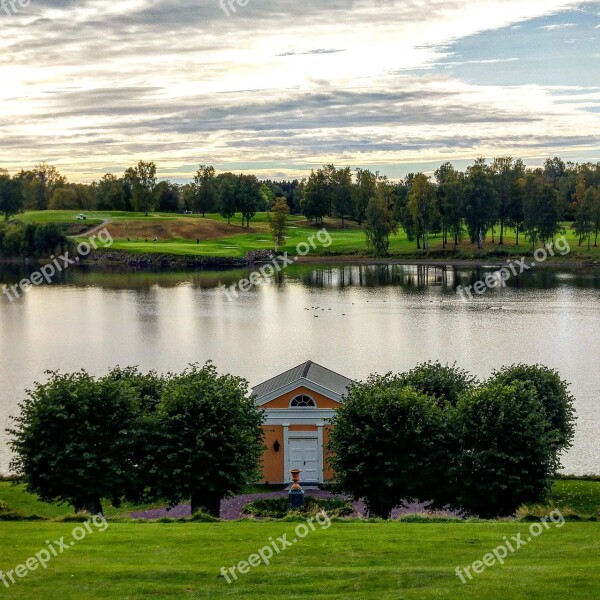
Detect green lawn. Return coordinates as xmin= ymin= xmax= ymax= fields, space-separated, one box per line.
xmin=1 ymin=480 xmax=599 ymax=597
xmin=0 ymin=482 xmax=284 ymax=520
xmin=548 ymin=479 xmax=600 ymax=516
xmin=13 ymin=210 xmax=179 ymax=224
xmin=11 ymin=210 xmax=600 ymax=261
xmin=0 ymin=521 xmax=598 ymax=598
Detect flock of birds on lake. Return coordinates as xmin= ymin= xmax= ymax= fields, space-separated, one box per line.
xmin=303 ymin=299 xmax=506 ymax=317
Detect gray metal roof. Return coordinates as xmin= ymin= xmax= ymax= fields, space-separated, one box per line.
xmin=252 ymin=360 xmax=354 ymax=400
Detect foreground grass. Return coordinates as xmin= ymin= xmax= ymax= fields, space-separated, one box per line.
xmin=14 ymin=210 xmax=600 ymax=261
xmin=0 ymin=521 xmax=598 ymax=599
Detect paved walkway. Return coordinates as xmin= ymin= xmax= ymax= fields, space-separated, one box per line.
xmin=130 ymin=490 xmax=464 ymax=520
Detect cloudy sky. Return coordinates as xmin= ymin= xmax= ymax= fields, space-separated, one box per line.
xmin=1 ymin=0 xmax=599 ymax=182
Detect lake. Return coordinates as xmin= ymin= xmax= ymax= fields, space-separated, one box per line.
xmin=1 ymin=263 xmax=599 ymax=475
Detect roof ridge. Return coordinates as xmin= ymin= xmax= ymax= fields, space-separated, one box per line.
xmin=301 ymin=360 xmax=313 ymax=378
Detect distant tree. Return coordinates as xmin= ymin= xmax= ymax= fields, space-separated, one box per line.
xmin=364 ymin=188 xmax=398 ymax=256
xmin=72 ymin=183 xmax=95 ymax=210
xmin=329 ymin=377 xmax=450 ymax=519
xmin=393 ymin=177 xmax=417 ymax=245
xmin=0 ymin=169 xmax=22 ymax=220
xmin=16 ymin=164 xmax=65 ymax=211
xmin=574 ymin=186 xmax=594 ymax=248
xmin=493 ymin=157 xmax=525 ymax=245
xmin=180 ymin=183 xmax=196 ymax=213
xmin=354 ymin=169 xmax=378 ymax=225
xmin=217 ymin=173 xmax=238 ymax=224
xmin=591 ymin=188 xmax=600 ymax=247
xmin=258 ymin=182 xmax=275 ymax=212
xmin=97 ymin=174 xmax=126 ymax=211
xmin=322 ymin=164 xmax=337 ymax=217
xmin=292 ymin=181 xmax=304 ymax=214
xmin=435 ymin=163 xmax=463 ymax=250
xmin=49 ymin=187 xmax=79 ymax=210
xmin=35 ymin=164 xmax=67 ymax=210
xmin=129 ymin=161 xmax=157 ymax=216
xmin=193 ymin=165 xmax=217 ymax=217
xmin=301 ymin=169 xmax=329 ymax=225
xmin=236 ymin=174 xmax=260 ymax=227
xmin=507 ymin=175 xmax=526 ymax=246
xmin=148 ymin=363 xmax=264 ymax=516
xmin=268 ymin=197 xmax=290 ymax=252
xmin=543 ymin=157 xmax=567 ymax=188
xmin=464 ymin=159 xmax=499 ymax=249
xmin=9 ymin=371 xmax=143 ymax=515
xmin=408 ymin=174 xmax=438 ymax=251
xmin=455 ymin=379 xmax=555 ymax=517
xmin=332 ymin=166 xmax=354 ymax=227
xmin=155 ymin=181 xmax=179 ymax=213
xmin=522 ymin=173 xmax=562 ymax=248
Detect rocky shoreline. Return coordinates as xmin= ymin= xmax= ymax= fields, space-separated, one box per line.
xmin=84 ymin=250 xmax=248 ymax=269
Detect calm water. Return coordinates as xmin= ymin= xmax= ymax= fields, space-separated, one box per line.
xmin=1 ymin=263 xmax=599 ymax=475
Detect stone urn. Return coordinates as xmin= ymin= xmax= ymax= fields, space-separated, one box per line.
xmin=289 ymin=469 xmax=305 ymax=508
xmin=290 ymin=468 xmax=302 ymax=490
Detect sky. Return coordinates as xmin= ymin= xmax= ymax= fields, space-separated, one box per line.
xmin=1 ymin=0 xmax=599 ymax=182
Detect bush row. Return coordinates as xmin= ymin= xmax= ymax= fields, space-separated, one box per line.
xmin=329 ymin=363 xmax=576 ymax=518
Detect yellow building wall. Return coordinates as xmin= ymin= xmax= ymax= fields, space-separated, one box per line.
xmin=259 ymin=387 xmax=341 ymax=483
xmin=289 ymin=425 xmax=318 ymax=432
xmin=260 ymin=425 xmax=284 ymax=483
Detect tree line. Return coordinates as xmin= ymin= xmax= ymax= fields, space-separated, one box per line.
xmin=1 ymin=157 xmax=600 ymax=253
xmin=0 ymin=162 xmax=299 ymax=229
xmin=9 ymin=362 xmax=574 ymax=519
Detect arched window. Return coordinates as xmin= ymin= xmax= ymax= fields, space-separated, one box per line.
xmin=290 ymin=395 xmax=316 ymax=408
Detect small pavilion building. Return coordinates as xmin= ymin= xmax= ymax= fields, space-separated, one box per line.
xmin=252 ymin=361 xmax=354 ymax=484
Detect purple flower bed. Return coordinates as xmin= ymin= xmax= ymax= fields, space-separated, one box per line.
xmin=130 ymin=490 xmax=465 ymax=520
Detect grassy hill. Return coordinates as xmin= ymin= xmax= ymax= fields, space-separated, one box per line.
xmin=10 ymin=210 xmax=600 ymax=261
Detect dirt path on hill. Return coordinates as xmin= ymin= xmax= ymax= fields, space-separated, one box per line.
xmin=70 ymin=218 xmax=111 ymax=238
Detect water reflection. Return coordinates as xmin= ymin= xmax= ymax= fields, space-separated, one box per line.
xmin=1 ymin=262 xmax=599 ymax=476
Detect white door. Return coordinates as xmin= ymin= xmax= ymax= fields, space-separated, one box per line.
xmin=288 ymin=437 xmax=320 ymax=482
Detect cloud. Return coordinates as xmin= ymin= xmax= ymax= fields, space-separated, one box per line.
xmin=539 ymin=23 xmax=577 ymax=30
xmin=0 ymin=0 xmax=597 ymax=180
xmin=438 ymin=58 xmax=520 ymax=66
xmin=276 ymin=48 xmax=346 ymax=57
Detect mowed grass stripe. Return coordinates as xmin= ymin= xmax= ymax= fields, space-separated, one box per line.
xmin=0 ymin=522 xmax=598 ymax=599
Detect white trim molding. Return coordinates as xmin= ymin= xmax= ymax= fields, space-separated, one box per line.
xmin=263 ymin=408 xmax=335 ymax=426
xmin=254 ymin=379 xmax=345 ymax=406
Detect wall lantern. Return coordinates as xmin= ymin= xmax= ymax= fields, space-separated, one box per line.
xmin=273 ymin=440 xmax=281 ymax=452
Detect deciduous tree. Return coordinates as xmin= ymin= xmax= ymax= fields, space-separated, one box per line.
xmin=329 ymin=377 xmax=450 ymax=519
xmin=408 ymin=174 xmax=438 ymax=251
xmin=363 ymin=188 xmax=398 ymax=256
xmin=148 ymin=363 xmax=264 ymax=516
xmin=268 ymin=197 xmax=290 ymax=252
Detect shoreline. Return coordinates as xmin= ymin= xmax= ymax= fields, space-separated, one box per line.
xmin=1 ymin=250 xmax=600 ymax=271
xmin=297 ymin=255 xmax=600 ymax=269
